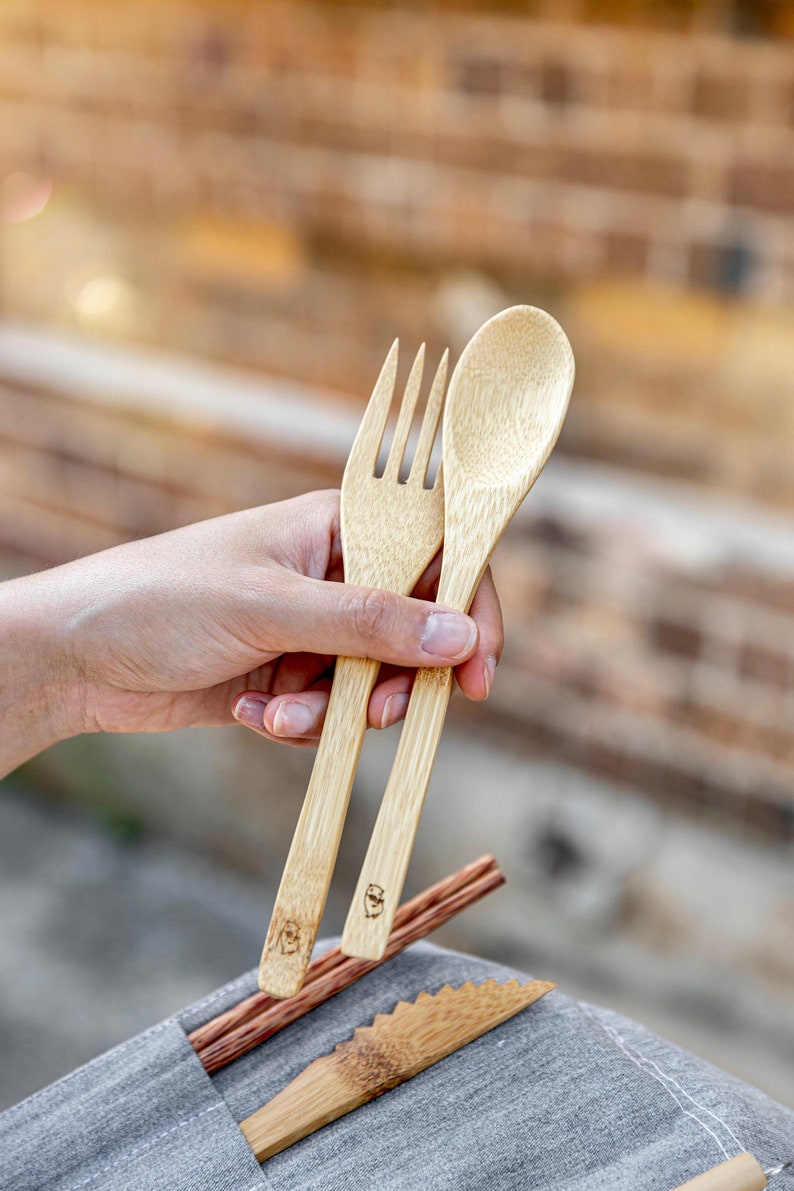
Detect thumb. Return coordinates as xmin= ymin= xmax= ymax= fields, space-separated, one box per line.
xmin=268 ymin=571 xmax=478 ymax=668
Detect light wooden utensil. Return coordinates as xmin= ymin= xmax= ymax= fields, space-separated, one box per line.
xmin=258 ymin=341 xmax=448 ymax=999
xmin=342 ymin=305 xmax=575 ymax=961
xmin=238 ymin=977 xmax=556 ymax=1161
xmin=192 ymin=854 xmax=505 ymax=1074
xmin=671 ymin=1155 xmax=790 ymax=1191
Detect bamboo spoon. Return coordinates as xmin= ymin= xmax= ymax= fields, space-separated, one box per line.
xmin=258 ymin=341 xmax=448 ymax=999
xmin=239 ymin=978 xmax=555 ymax=1161
xmin=342 ymin=306 xmax=575 ymax=961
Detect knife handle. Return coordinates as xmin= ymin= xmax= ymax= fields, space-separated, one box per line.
xmin=239 ymin=978 xmax=555 ymax=1161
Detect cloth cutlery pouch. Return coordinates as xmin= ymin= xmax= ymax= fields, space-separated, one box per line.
xmin=2 ymin=941 xmax=792 ymax=1191
xmin=0 ymin=998 xmax=268 ymax=1191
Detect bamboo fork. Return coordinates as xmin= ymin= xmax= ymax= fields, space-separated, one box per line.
xmin=190 ymin=855 xmax=504 ymax=1075
xmin=258 ymin=341 xmax=449 ymax=999
xmin=342 ymin=307 xmax=575 ymax=961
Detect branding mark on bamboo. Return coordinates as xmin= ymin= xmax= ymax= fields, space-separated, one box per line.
xmin=364 ymin=884 xmax=385 ymax=918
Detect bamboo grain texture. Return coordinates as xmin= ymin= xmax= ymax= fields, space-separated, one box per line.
xmin=342 ymin=306 xmax=575 ymax=960
xmin=257 ymin=654 xmax=378 ymax=998
xmin=259 ymin=342 xmax=448 ymax=999
xmin=190 ymin=855 xmax=504 ymax=1074
xmin=239 ymin=977 xmax=556 ymax=1162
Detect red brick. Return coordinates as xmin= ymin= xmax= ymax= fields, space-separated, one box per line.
xmin=692 ymin=71 xmax=752 ymax=121
xmin=651 ymin=617 xmax=703 ymax=659
xmin=451 ymin=52 xmax=508 ymax=98
xmin=729 ymin=159 xmax=794 ymax=215
xmin=605 ymin=60 xmax=663 ymax=112
xmin=603 ymin=228 xmax=651 ymax=272
xmin=557 ymin=145 xmax=691 ymax=197
xmin=739 ymin=642 xmax=791 ymax=690
xmin=538 ymin=57 xmax=586 ymax=106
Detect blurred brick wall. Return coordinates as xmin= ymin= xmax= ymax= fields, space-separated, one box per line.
xmin=2 ymin=325 xmax=792 ymax=846
xmin=0 ymin=2 xmax=792 ymax=843
xmin=0 ymin=1 xmax=793 ymax=501
xmin=488 ymin=470 xmax=794 ymax=841
xmin=0 ymin=326 xmax=344 ymax=564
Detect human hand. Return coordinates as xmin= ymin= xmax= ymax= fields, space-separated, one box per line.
xmin=11 ymin=491 xmax=502 ymax=756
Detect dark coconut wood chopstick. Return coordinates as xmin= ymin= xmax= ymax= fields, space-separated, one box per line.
xmin=189 ymin=854 xmax=504 ymax=1075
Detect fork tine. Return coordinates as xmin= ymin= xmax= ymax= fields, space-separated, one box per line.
xmin=382 ymin=343 xmax=425 ymax=482
xmin=409 ymin=348 xmax=448 ymax=487
xmin=346 ymin=339 xmax=399 ymax=476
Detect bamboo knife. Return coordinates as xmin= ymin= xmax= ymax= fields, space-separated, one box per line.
xmin=239 ymin=977 xmax=555 ymax=1161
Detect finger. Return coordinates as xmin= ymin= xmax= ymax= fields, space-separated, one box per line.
xmin=454 ymin=567 xmax=504 ymax=701
xmin=265 ymin=683 xmax=333 ymax=740
xmin=409 ymin=550 xmax=442 ymax=602
xmin=232 ymin=690 xmax=274 ymax=733
xmin=270 ymin=651 xmax=335 ymax=696
xmin=232 ymin=687 xmax=331 ymax=746
xmin=266 ymin=570 xmax=479 ymax=669
xmin=234 ymin=667 xmax=415 ymax=740
xmin=367 ymin=671 xmax=413 ymax=729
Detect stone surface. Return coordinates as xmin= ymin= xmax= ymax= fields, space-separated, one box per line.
xmin=0 ymin=782 xmax=272 ymax=1111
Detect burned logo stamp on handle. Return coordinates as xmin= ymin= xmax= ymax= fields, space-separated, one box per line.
xmin=278 ymin=920 xmax=301 ymax=954
xmin=364 ymin=884 xmax=385 ymax=918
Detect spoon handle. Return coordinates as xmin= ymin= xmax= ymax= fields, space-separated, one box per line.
xmin=341 ymin=663 xmax=455 ymax=959
xmin=341 ymin=545 xmax=478 ymax=960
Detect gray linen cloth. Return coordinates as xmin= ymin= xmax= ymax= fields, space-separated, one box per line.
xmin=2 ymin=941 xmax=792 ymax=1190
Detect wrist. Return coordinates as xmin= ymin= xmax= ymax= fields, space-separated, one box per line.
xmin=0 ymin=570 xmax=87 ymax=777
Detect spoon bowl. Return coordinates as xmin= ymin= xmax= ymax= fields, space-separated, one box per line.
xmin=439 ymin=305 xmax=574 ymax=604
xmin=446 ymin=306 xmax=573 ymax=491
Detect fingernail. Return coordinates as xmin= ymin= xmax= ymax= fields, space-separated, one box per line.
xmin=421 ymin=611 xmax=478 ymax=661
xmin=483 ymin=655 xmax=497 ymax=698
xmin=233 ymin=693 xmax=271 ymax=729
xmin=380 ymin=691 xmax=409 ymax=729
xmin=272 ymin=701 xmax=315 ymax=738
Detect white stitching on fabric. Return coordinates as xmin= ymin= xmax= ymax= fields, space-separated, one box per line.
xmin=63 ymin=1103 xmax=225 ymax=1191
xmin=581 ymin=1005 xmax=741 ymax=1163
xmin=600 ymin=1022 xmax=735 ymax=1161
xmin=617 ymin=1032 xmax=745 ymax=1154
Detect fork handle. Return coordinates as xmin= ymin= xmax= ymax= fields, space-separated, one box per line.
xmin=259 ymin=654 xmax=380 ymax=998
xmin=341 ymin=664 xmax=454 ymax=960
